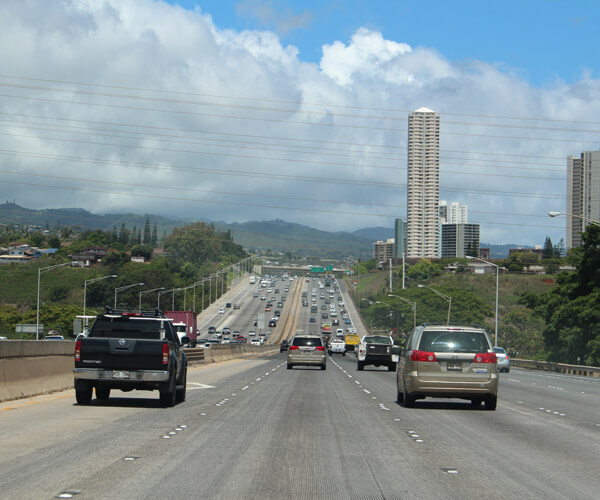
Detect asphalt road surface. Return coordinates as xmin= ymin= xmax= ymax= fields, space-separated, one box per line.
xmin=2 ymin=276 xmax=599 ymax=499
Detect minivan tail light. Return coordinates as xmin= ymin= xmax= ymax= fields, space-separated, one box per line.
xmin=289 ymin=345 xmax=299 ymax=351
xmin=162 ymin=343 xmax=170 ymax=365
xmin=75 ymin=340 xmax=81 ymax=362
xmin=473 ymin=352 xmax=497 ymax=363
xmin=411 ymin=350 xmax=437 ymax=362
xmin=315 ymin=346 xmax=325 ymax=351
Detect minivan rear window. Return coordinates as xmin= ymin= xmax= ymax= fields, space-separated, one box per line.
xmin=418 ymin=331 xmax=489 ymax=353
xmin=292 ymin=337 xmax=323 ymax=347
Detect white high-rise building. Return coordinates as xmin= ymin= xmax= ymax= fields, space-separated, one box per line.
xmin=439 ymin=201 xmax=468 ymax=224
xmin=406 ymin=107 xmax=440 ymax=258
xmin=567 ymin=151 xmax=600 ymax=249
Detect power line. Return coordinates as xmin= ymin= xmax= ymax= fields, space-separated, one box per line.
xmin=2 ymin=74 xmax=600 ymax=126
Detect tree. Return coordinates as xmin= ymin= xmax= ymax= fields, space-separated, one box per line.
xmin=542 ymin=236 xmax=554 ymax=259
xmin=130 ymin=244 xmax=153 ymax=260
xmin=152 ymin=224 xmax=158 ymax=247
xmin=118 ymin=223 xmax=129 ymax=245
xmin=144 ymin=218 xmax=151 ymax=244
xmin=28 ymin=232 xmax=45 ymax=247
xmin=47 ymin=235 xmax=61 ymax=249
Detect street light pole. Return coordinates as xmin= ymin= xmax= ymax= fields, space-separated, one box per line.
xmin=114 ymin=282 xmax=144 ymax=308
xmin=548 ymin=211 xmax=600 ymax=226
xmin=139 ymin=287 xmax=165 ymax=312
xmin=418 ymin=284 xmax=452 ymax=325
xmin=83 ymin=274 xmax=117 ymax=328
xmin=467 ymin=255 xmax=500 ymax=347
xmin=388 ymin=294 xmax=417 ymax=328
xmin=37 ymin=262 xmax=71 ymax=340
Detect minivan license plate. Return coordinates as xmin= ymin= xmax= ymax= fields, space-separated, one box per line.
xmin=447 ymin=363 xmax=462 ymax=371
xmin=113 ymin=370 xmax=130 ymax=379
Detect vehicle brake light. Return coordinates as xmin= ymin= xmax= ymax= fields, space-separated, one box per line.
xmin=473 ymin=352 xmax=497 ymax=363
xmin=315 ymin=346 xmax=325 ymax=351
xmin=289 ymin=345 xmax=299 ymax=350
xmin=505 ymin=355 xmax=510 ymax=360
xmin=75 ymin=340 xmax=81 ymax=362
xmin=411 ymin=350 xmax=437 ymax=362
xmin=162 ymin=343 xmax=170 ymax=365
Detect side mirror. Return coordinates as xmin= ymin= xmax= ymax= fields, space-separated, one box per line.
xmin=181 ymin=336 xmax=191 ymax=346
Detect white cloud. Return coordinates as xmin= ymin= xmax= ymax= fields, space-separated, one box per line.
xmin=0 ymin=0 xmax=598 ymax=248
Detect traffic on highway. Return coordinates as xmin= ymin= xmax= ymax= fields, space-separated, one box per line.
xmin=1 ymin=273 xmax=599 ymax=498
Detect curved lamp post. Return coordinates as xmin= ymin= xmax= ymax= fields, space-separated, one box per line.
xmin=418 ymin=284 xmax=452 ymax=325
xmin=36 ymin=262 xmax=72 ymax=340
xmin=114 ymin=282 xmax=144 ymax=308
xmin=139 ymin=287 xmax=165 ymax=312
xmin=388 ymin=294 xmax=417 ymax=328
xmin=548 ymin=211 xmax=600 ymax=226
xmin=466 ymin=256 xmax=499 ymax=347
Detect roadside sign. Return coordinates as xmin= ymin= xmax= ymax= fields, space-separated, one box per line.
xmin=16 ymin=324 xmax=43 ymax=334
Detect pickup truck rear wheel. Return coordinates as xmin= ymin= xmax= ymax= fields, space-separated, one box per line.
xmin=176 ymin=367 xmax=187 ymax=403
xmin=75 ymin=380 xmax=93 ymax=405
xmin=160 ymin=376 xmax=176 ymax=407
xmin=95 ymin=386 xmax=110 ymax=400
xmin=357 ymin=360 xmax=364 ymax=371
xmin=388 ymin=362 xmax=397 ymax=372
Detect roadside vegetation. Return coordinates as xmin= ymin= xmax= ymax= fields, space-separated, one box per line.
xmin=347 ymin=230 xmax=600 ymax=366
xmin=0 ymin=221 xmax=250 ymax=338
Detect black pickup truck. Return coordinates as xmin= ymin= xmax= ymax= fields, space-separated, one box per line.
xmin=73 ymin=308 xmax=188 ymax=407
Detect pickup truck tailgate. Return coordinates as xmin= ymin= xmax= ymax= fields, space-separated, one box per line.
xmin=77 ymin=338 xmax=166 ymax=371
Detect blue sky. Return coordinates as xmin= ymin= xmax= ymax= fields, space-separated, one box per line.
xmin=168 ymin=0 xmax=599 ymax=86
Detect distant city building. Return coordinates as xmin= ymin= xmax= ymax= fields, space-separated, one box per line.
xmin=373 ymin=239 xmax=395 ymax=263
xmin=567 ymin=151 xmax=600 ymax=249
xmin=441 ymin=224 xmax=480 ymax=259
xmin=479 ymin=248 xmax=490 ymax=259
xmin=394 ymin=218 xmax=406 ymax=258
xmin=439 ymin=201 xmax=468 ymax=224
xmin=406 ymin=107 xmax=440 ymax=258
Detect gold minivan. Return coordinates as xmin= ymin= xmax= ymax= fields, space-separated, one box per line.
xmin=392 ymin=325 xmax=498 ymax=410
xmin=287 ymin=334 xmax=326 ymax=370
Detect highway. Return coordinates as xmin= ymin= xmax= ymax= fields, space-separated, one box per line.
xmin=1 ymin=276 xmax=599 ymax=499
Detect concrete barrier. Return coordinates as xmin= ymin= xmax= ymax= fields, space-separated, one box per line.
xmin=512 ymin=358 xmax=600 ymax=378
xmin=0 ymin=340 xmax=279 ymax=402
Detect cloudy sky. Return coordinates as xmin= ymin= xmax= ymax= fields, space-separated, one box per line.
xmin=1 ymin=0 xmax=599 ymax=246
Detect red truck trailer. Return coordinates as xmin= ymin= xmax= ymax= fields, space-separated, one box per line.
xmin=165 ymin=310 xmax=198 ymax=347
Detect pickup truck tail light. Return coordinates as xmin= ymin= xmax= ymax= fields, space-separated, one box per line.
xmin=162 ymin=343 xmax=170 ymax=365
xmin=473 ymin=352 xmax=497 ymax=363
xmin=75 ymin=340 xmax=81 ymax=362
xmin=411 ymin=350 xmax=437 ymax=362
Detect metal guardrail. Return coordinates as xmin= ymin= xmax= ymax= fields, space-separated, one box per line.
xmin=512 ymin=359 xmax=600 ymax=378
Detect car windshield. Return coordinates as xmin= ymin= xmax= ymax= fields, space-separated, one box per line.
xmin=419 ymin=330 xmax=490 ymax=353
xmin=493 ymin=347 xmax=506 ymax=354
xmin=292 ymin=337 xmax=323 ymax=347
xmin=365 ymin=336 xmax=391 ymax=344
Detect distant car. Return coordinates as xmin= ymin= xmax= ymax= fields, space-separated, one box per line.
xmin=253 ymin=319 xmax=258 ymax=326
xmin=269 ymin=320 xmax=277 ymax=327
xmin=234 ymin=303 xmax=240 ymax=309
xmin=248 ymin=330 xmax=256 ymax=336
xmin=309 ymin=317 xmax=316 ymax=323
xmin=260 ymin=296 xmax=266 ymax=301
xmin=218 ymin=308 xmax=225 ymax=314
xmin=221 ymin=327 xmax=231 ymax=335
xmin=345 ymin=318 xmax=352 ymax=324
xmin=43 ymin=335 xmax=64 ymax=340
xmin=494 ymin=347 xmax=510 ymax=372
xmin=280 ymin=339 xmax=290 ymax=352
xmin=332 ymin=319 xmax=340 ymax=326
xmin=226 ymin=302 xmax=232 ymax=308
xmin=321 ymin=313 xmax=328 ymax=319
xmin=253 ymin=292 xmax=258 ymax=297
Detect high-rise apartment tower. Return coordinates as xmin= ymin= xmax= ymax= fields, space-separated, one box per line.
xmin=406 ymin=107 xmax=440 ymax=258
xmin=567 ymin=151 xmax=600 ymax=249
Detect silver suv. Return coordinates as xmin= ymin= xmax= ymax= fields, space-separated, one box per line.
xmin=392 ymin=324 xmax=498 ymax=410
xmin=287 ymin=334 xmax=326 ymax=370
